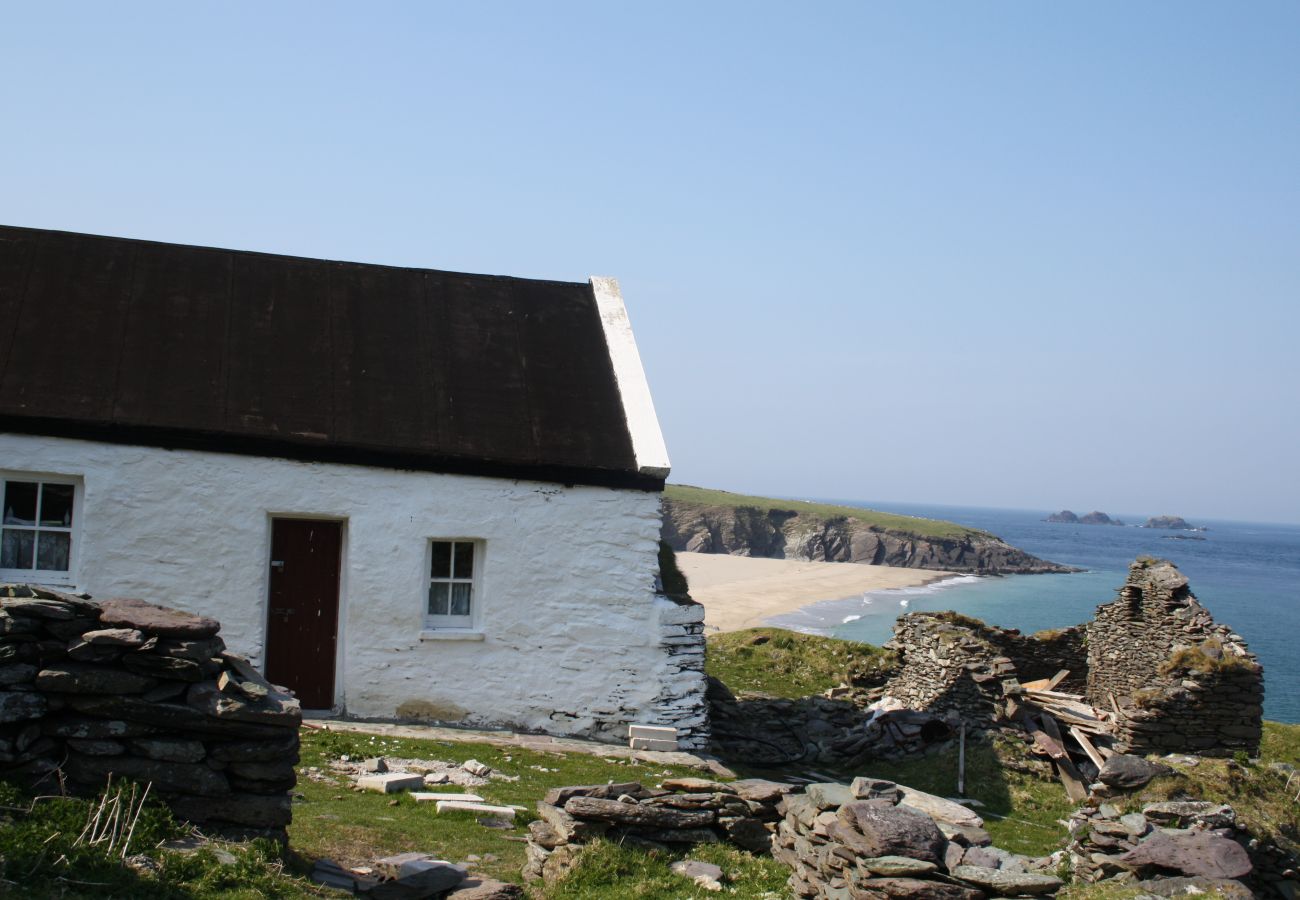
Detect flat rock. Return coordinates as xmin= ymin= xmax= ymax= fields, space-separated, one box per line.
xmin=358 ymin=773 xmax=425 ymax=793
xmin=859 ymin=855 xmax=938 ymax=877
xmin=369 ymin=859 xmax=465 ymax=900
xmin=66 ymin=753 xmax=230 ymax=796
xmin=462 ymin=759 xmax=491 ymax=777
xmin=899 ymin=786 xmax=984 ymax=828
xmin=187 ymin=682 xmax=301 ymax=726
xmin=661 ymin=776 xmax=731 ymax=793
xmin=1142 ymin=801 xmax=1236 ymax=829
xmin=543 ymin=782 xmax=642 ymax=806
xmin=564 ymin=796 xmax=714 ymax=829
xmin=807 ymin=782 xmax=854 ymax=810
xmin=1134 ymin=875 xmax=1254 ymax=899
xmin=833 ymin=802 xmax=946 ymax=864
xmin=857 ymin=877 xmax=985 ymax=899
xmin=1121 ymin=830 xmax=1252 ymax=879
xmin=670 ymin=859 xmax=724 ymax=891
xmin=412 ymin=792 xmax=484 ymax=803
xmin=729 ymin=778 xmax=795 ymax=803
xmin=36 ymin=663 xmax=156 ymax=694
xmin=1100 ymin=754 xmax=1176 ymax=789
xmin=0 ymin=691 xmax=46 ymax=723
xmin=168 ymin=792 xmax=292 ymax=828
xmin=81 ymin=628 xmax=147 ymax=647
xmin=446 ymin=878 xmax=524 ymax=899
xmin=97 ymin=598 xmax=220 ymax=638
xmin=851 ymin=777 xmax=902 ymax=803
xmin=951 ymin=865 xmax=1063 ymax=895
xmin=435 ymin=800 xmax=515 ymax=820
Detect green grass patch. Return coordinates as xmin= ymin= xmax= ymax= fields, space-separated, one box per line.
xmin=664 ymin=484 xmax=992 ymax=541
xmin=540 ymin=838 xmax=789 ymax=900
xmin=291 ymin=728 xmax=706 ymax=886
xmin=705 ymin=628 xmax=897 ymax=698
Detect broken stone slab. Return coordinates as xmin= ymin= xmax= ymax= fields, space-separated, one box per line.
xmin=858 ymin=855 xmax=939 ymax=877
xmin=950 ymin=865 xmax=1063 ymax=895
xmin=629 ymin=737 xmax=678 ymax=751
xmin=856 ymin=877 xmax=984 ymax=899
xmin=445 ymin=878 xmax=524 ymax=899
xmin=543 ymin=782 xmax=643 ymax=806
xmin=412 ymin=792 xmax=484 ymax=803
xmin=1142 ymin=801 xmax=1236 ymax=830
xmin=369 ymin=858 xmax=466 ymax=900
xmin=97 ymin=598 xmax=220 ymax=638
xmin=729 ymin=778 xmax=795 ymax=804
xmin=187 ymin=682 xmax=302 ymax=726
xmin=309 ymin=858 xmax=358 ymax=893
xmin=669 ymin=859 xmax=723 ymax=892
xmin=363 ymin=757 xmax=388 ymax=773
xmin=1134 ymin=875 xmax=1254 ymax=899
xmin=563 ymin=796 xmax=715 ymax=829
xmin=35 ymin=664 xmax=157 ymax=694
xmin=81 ymin=627 xmax=146 ymax=647
xmin=436 ymin=800 xmax=516 ymax=820
xmin=722 ymin=816 xmax=772 ymax=852
xmin=357 ymin=773 xmax=425 ymax=793
xmin=898 ymin=786 xmax=984 ymax=828
xmin=422 ymin=772 xmax=449 ymax=786
xmin=831 ymin=802 xmax=947 ymax=865
xmin=806 ymin=782 xmax=854 ymax=811
xmin=1099 ymin=754 xmax=1177 ymax=789
xmin=850 ymin=777 xmax=903 ymax=804
xmin=461 ymin=759 xmax=491 ymax=777
xmin=1120 ymin=830 xmax=1252 ymax=879
xmin=536 ymin=801 xmax=607 ymax=843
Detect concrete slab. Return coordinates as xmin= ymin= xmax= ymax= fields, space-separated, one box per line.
xmin=630 ymin=737 xmax=678 ymax=751
xmin=356 ymin=773 xmax=425 ymax=793
xmin=411 ymin=792 xmax=485 ymax=803
xmin=435 ymin=800 xmax=516 ymax=819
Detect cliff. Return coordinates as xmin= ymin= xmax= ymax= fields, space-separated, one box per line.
xmin=661 ymin=486 xmax=1077 ymax=575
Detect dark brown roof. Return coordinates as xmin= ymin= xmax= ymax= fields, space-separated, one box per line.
xmin=0 ymin=225 xmax=660 ymax=490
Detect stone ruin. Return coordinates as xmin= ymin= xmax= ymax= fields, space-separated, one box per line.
xmin=883 ymin=558 xmax=1264 ymax=757
xmin=0 ymin=583 xmax=301 ymax=838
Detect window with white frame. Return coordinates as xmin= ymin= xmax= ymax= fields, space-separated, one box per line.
xmin=427 ymin=539 xmax=479 ymax=627
xmin=1 ymin=477 xmax=79 ymax=586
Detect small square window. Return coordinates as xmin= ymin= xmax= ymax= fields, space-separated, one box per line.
xmin=426 ymin=539 xmax=480 ymax=628
xmin=1 ymin=476 xmax=79 ymax=586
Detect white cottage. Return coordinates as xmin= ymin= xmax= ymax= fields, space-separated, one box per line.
xmin=0 ymin=225 xmax=707 ymax=748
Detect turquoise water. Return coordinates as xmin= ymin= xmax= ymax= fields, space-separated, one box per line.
xmin=765 ymin=502 xmax=1300 ymax=724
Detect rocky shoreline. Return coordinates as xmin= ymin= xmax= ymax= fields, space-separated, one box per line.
xmin=662 ymin=498 xmax=1076 ymax=575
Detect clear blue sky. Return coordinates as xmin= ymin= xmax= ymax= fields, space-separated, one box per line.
xmin=3 ymin=3 xmax=1297 ymax=523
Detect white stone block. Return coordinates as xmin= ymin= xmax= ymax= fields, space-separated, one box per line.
xmin=630 ymin=737 xmax=679 ymax=751
xmin=435 ymin=800 xmax=516 ymax=819
xmin=659 ymin=601 xmax=706 ymax=626
xmin=629 ymin=724 xmax=678 ymax=741
xmin=357 ymin=773 xmax=425 ymax=793
xmin=411 ymin=792 xmax=484 ymax=803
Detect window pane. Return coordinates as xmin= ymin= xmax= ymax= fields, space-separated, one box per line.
xmin=40 ymin=484 xmax=74 ymax=527
xmin=36 ymin=532 xmax=71 ymax=571
xmin=453 ymin=542 xmax=474 ymax=579
xmin=2 ymin=529 xmax=34 ymax=569
xmin=450 ymin=582 xmax=472 ymax=616
xmin=428 ymin=582 xmax=449 ymax=616
xmin=430 ymin=541 xmax=452 ymax=579
xmin=3 ymin=482 xmax=37 ymax=525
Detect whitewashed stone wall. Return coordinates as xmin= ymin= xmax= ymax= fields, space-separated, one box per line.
xmin=0 ymin=433 xmax=706 ymax=745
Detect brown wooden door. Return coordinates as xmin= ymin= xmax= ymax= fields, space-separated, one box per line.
xmin=265 ymin=518 xmax=341 ymax=709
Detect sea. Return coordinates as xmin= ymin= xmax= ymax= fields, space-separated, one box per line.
xmin=764 ymin=502 xmax=1300 ymax=724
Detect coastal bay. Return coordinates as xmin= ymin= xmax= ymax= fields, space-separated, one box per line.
xmin=675 ymin=551 xmax=955 ymax=632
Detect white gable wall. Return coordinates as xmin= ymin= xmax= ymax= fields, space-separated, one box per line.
xmin=0 ymin=432 xmax=697 ymax=743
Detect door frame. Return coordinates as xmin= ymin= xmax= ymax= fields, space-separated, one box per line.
xmin=261 ymin=512 xmax=348 ymax=713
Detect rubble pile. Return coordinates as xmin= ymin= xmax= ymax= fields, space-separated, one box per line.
xmin=522 ymin=776 xmax=795 ymax=882
xmin=771 ymin=777 xmax=1064 ymax=899
xmin=0 ymin=584 xmax=300 ymax=836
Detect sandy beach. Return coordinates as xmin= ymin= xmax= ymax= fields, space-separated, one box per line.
xmin=676 ymin=552 xmax=956 ymax=633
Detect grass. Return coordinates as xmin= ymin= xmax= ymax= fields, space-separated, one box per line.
xmin=290 ymin=728 xmax=707 ymax=888
xmin=664 ymin=484 xmax=993 ymax=541
xmin=539 ymin=840 xmax=789 ymax=900
xmin=1158 ymin=638 xmax=1259 ymax=676
xmin=705 ymin=628 xmax=897 ymax=698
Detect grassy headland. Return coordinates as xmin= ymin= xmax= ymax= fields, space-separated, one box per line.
xmin=705 ymin=627 xmax=897 ymax=697
xmin=665 ymin=484 xmax=992 ymax=541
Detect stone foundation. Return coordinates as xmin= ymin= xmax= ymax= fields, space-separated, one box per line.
xmin=0 ymin=584 xmax=301 ymax=837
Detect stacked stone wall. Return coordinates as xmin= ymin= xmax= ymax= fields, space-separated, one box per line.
xmin=882 ymin=614 xmax=1018 ymax=728
xmin=1086 ymin=559 xmax=1263 ymax=756
xmin=653 ymin=597 xmax=709 ymax=750
xmin=0 ymin=584 xmax=300 ymax=837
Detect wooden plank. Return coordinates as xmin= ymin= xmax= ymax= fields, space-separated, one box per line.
xmin=1069 ymin=726 xmax=1108 ymax=770
xmin=1045 ymin=670 xmax=1070 ymax=691
xmin=1024 ymin=689 xmax=1090 ymax=703
xmin=1054 ymin=760 xmax=1090 ymax=803
xmin=1019 ymin=678 xmax=1052 ymax=691
xmin=1004 ymin=697 xmax=1021 ymax=721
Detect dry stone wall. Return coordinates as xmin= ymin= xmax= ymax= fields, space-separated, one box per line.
xmin=0 ymin=584 xmax=300 ymax=837
xmin=1086 ymin=559 xmax=1263 ymax=756
xmin=653 ymin=598 xmax=709 ymax=750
